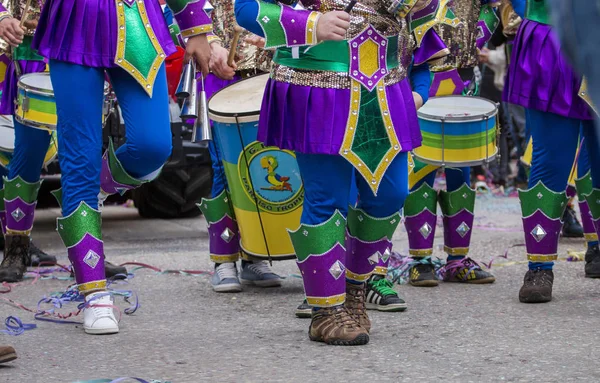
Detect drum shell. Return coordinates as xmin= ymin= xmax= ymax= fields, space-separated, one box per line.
xmin=211 ymin=117 xmax=303 ymax=260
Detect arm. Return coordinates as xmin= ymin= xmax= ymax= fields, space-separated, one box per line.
xmin=165 ymin=0 xmax=213 ymax=37
xmin=476 ymin=2 xmax=501 ymax=50
xmin=235 ymin=0 xmax=320 ymax=49
xmin=409 ymin=63 xmax=431 ymax=106
xmin=0 ymin=2 xmax=24 ymax=47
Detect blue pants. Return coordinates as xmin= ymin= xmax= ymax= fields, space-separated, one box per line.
xmin=411 ymin=167 xmax=470 ymax=193
xmin=50 ymin=61 xmax=172 ymax=215
xmin=296 ymin=153 xmax=408 ymax=224
xmin=8 ymin=119 xmax=51 ymax=183
xmin=209 ymin=136 xmax=228 ymax=198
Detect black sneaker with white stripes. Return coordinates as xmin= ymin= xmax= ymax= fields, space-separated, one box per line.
xmin=365 ymin=275 xmax=407 ymax=312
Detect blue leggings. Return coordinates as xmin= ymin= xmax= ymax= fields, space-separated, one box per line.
xmin=411 ymin=167 xmax=470 ymax=192
xmin=50 ymin=61 xmax=172 ymax=215
xmin=296 ymin=153 xmax=408 ymax=224
xmin=209 ymin=136 xmax=228 ymax=198
xmin=8 ymin=119 xmax=52 ymax=183
xmin=527 ymin=109 xmax=600 ymax=269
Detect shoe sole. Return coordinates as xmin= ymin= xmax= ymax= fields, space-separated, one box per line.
xmin=84 ymin=327 xmax=120 ymax=335
xmin=445 ymin=277 xmax=496 ymax=284
xmin=585 ymin=273 xmax=600 ymax=278
xmin=0 ymin=353 xmax=17 ymax=364
xmin=410 ymin=280 xmax=439 ymax=287
xmin=366 ymin=302 xmax=407 ymax=312
xmin=240 ymin=278 xmax=282 ymax=288
xmin=561 ymin=233 xmax=584 ymax=238
xmin=519 ymin=292 xmax=552 ymax=303
xmin=309 ymin=333 xmax=369 ymax=346
xmin=213 ymin=284 xmax=242 ymax=293
xmin=295 ymin=309 xmax=312 ymax=319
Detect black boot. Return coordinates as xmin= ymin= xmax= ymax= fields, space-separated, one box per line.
xmin=518 ymin=269 xmax=554 ymax=303
xmin=0 ymin=235 xmax=31 ymax=282
xmin=562 ymin=205 xmax=584 ymax=238
xmin=29 ymin=241 xmax=57 ymax=267
xmin=105 ymin=261 xmax=128 ymax=280
xmin=585 ymin=244 xmax=600 ymax=278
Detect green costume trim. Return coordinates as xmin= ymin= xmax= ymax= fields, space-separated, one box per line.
xmin=56 ymin=202 xmax=102 ymax=248
xmin=3 ymin=176 xmax=41 ymax=204
xmin=196 ymin=190 xmax=236 ymax=223
xmin=257 ymin=2 xmax=286 ymax=49
xmin=107 ymin=140 xmax=145 ymax=187
xmin=51 ymin=188 xmax=62 ymax=210
xmin=525 ymin=0 xmax=549 ymax=24
xmin=13 ymin=36 xmax=45 ymax=62
xmin=169 ymin=23 xmax=182 ymax=46
xmin=289 ymin=211 xmax=346 ymax=262
xmin=273 ymin=37 xmax=399 ymax=72
xmin=347 ymin=206 xmax=400 ymax=242
xmin=404 ymin=183 xmax=437 ymax=217
xmin=479 ymin=4 xmax=500 ymax=36
xmin=575 ymin=171 xmax=593 ymax=202
xmin=166 ymin=0 xmax=195 ymax=13
xmin=410 ymin=0 xmax=459 ymax=46
xmin=438 ymin=183 xmax=475 ymax=216
xmin=518 ymin=181 xmax=568 ymax=219
xmin=585 ymin=188 xmax=600 ymax=220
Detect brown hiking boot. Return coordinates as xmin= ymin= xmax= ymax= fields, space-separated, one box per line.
xmin=345 ymin=282 xmax=371 ymax=333
xmin=0 ymin=345 xmax=17 ymax=364
xmin=308 ymin=306 xmax=369 ymax=346
xmin=519 ymin=269 xmax=554 ymax=303
xmin=0 ymin=235 xmax=31 ymax=283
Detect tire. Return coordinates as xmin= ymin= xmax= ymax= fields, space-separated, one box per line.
xmin=132 ymin=165 xmax=213 ymax=219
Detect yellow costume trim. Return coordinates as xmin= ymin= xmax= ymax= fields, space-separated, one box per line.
xmin=210 ymin=253 xmax=241 ymax=263
xmin=345 ymin=269 xmax=373 ymax=282
xmin=180 ymin=24 xmax=213 ymax=38
xmin=409 ymin=248 xmax=434 ymax=256
xmin=579 ymin=78 xmax=598 ymax=116
xmin=306 ymin=12 xmax=319 ymax=46
xmin=115 ymin=0 xmax=166 ymax=96
xmin=527 ymin=254 xmax=558 ymax=262
xmin=585 ymin=233 xmax=599 ymax=242
xmin=78 ymin=280 xmax=107 ymax=293
xmin=373 ymin=266 xmax=388 ymax=276
xmin=306 ymin=293 xmax=346 ymax=307
xmin=444 ymin=246 xmax=469 ymax=256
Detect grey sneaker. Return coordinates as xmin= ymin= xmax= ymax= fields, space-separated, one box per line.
xmin=240 ymin=261 xmax=282 ymax=287
xmin=211 ymin=263 xmax=242 ymax=293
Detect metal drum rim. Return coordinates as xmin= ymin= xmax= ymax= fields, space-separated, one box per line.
xmin=417 ymin=95 xmax=499 ymax=122
xmin=207 ymin=73 xmax=267 ymax=123
xmin=412 ymin=148 xmax=499 ymax=167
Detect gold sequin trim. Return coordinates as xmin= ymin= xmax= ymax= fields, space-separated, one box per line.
xmin=5 ymin=229 xmax=31 ymax=236
xmin=181 ymin=24 xmax=213 ymax=38
xmin=210 ymin=253 xmax=240 ymax=263
xmin=306 ymin=293 xmax=345 ymax=307
xmin=373 ymin=266 xmax=387 ymax=276
xmin=340 ymin=79 xmax=402 ymax=195
xmin=207 ymin=35 xmax=222 ymax=44
xmin=346 ymin=269 xmax=373 ymax=282
xmin=115 ymin=0 xmax=166 ymax=96
xmin=585 ymin=233 xmax=599 ymax=241
xmin=444 ymin=246 xmax=469 ymax=256
xmin=409 ymin=248 xmax=433 ymax=256
xmin=78 ymin=280 xmax=107 ymax=293
xmin=527 ymin=254 xmax=558 ymax=262
xmin=270 ymin=64 xmax=405 ymax=89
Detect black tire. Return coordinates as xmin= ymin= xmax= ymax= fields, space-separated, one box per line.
xmin=132 ymin=165 xmax=213 ymax=219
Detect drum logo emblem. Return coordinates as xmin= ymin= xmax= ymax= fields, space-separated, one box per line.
xmin=239 ymin=141 xmax=303 ymax=214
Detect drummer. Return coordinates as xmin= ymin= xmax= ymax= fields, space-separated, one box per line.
xmin=403 ymin=0 xmax=499 ymax=287
xmin=0 ymin=1 xmax=126 ymax=283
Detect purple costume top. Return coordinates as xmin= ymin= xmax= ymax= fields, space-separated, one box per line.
xmin=32 ymin=0 xmax=213 ymax=95
xmin=504 ymin=0 xmax=592 ymax=120
xmin=235 ymin=0 xmax=450 ymax=194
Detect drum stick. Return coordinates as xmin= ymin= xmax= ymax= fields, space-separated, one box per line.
xmin=12 ymin=0 xmax=33 ymax=78
xmin=227 ymin=25 xmax=244 ymax=68
xmin=20 ymin=0 xmax=33 ymax=29
xmin=344 ymin=0 xmax=357 ymax=13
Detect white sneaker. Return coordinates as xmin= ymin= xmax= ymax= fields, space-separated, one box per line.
xmin=211 ymin=263 xmax=242 ymax=292
xmin=83 ymin=291 xmax=119 ymax=335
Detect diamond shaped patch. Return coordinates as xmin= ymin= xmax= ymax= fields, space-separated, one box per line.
xmin=531 ymin=224 xmax=547 ymax=242
xmin=419 ymin=223 xmax=432 ymax=239
xmin=329 ymin=260 xmax=345 ymax=279
xmin=456 ymin=222 xmax=470 ymax=238
xmin=83 ymin=250 xmax=101 ymax=269
xmin=381 ymin=248 xmax=391 ymax=263
xmin=11 ymin=208 xmax=25 ymax=222
xmin=367 ymin=252 xmax=380 ymax=265
xmin=220 ymin=228 xmax=235 ymax=243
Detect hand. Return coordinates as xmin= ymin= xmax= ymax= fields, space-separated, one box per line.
xmin=209 ymin=43 xmax=236 ymax=80
xmin=0 ymin=17 xmax=24 ymax=47
xmin=413 ymin=92 xmax=423 ymax=110
xmin=244 ymin=34 xmax=265 ymax=49
xmin=479 ymin=47 xmax=490 ymax=64
xmin=316 ymin=11 xmax=350 ymax=42
xmin=185 ymin=34 xmax=211 ymax=75
xmin=22 ymin=19 xmax=38 ymax=29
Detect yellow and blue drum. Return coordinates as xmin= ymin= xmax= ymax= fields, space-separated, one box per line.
xmin=414 ymin=96 xmax=498 ymax=167
xmin=208 ymin=74 xmax=303 ymax=260
xmin=0 ymin=115 xmax=58 ymax=169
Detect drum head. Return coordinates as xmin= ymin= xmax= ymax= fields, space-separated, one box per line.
xmin=19 ymin=73 xmax=53 ymax=93
xmin=0 ymin=117 xmax=15 ymax=153
xmin=418 ymin=96 xmax=498 ymax=122
xmin=208 ymin=74 xmax=269 ymax=122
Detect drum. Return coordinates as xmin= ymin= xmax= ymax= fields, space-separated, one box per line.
xmin=414 ymin=96 xmax=498 ymax=167
xmin=208 ymin=74 xmax=303 ymax=260
xmin=16 ymin=73 xmax=110 ymax=131
xmin=0 ymin=115 xmax=58 ymax=169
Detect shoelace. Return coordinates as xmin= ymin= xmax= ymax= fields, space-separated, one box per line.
xmin=247 ymin=261 xmax=274 ymax=276
xmin=443 ymin=257 xmax=481 ymax=280
xmin=332 ymin=307 xmax=359 ymax=328
xmin=216 ymin=263 xmax=237 ymax=279
xmin=370 ymin=278 xmax=396 ymax=297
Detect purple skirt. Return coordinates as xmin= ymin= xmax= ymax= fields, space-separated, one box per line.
xmin=258 ymin=78 xmax=421 ymax=155
xmin=504 ymin=20 xmax=592 ymax=120
xmin=32 ymin=0 xmax=175 ymax=68
xmin=0 ymin=61 xmax=47 ymax=115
